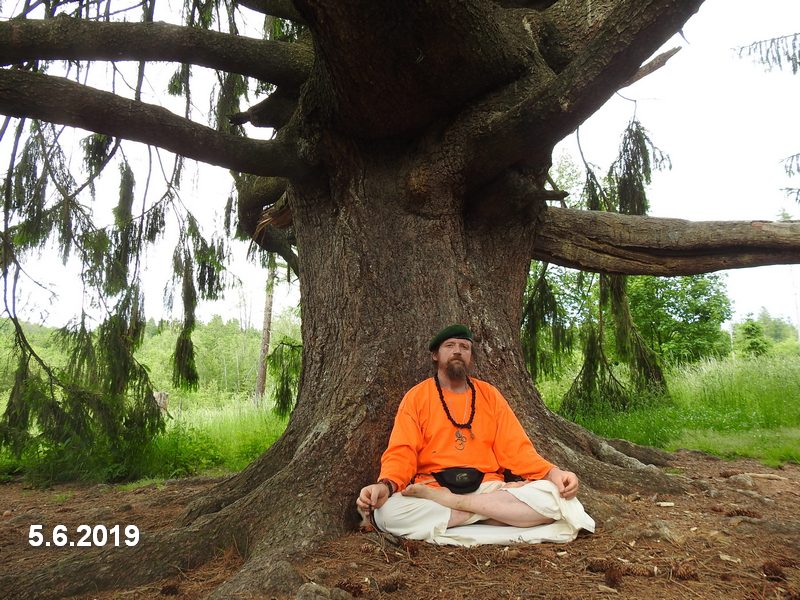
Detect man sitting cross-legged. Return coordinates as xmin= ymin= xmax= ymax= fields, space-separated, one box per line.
xmin=356 ymin=324 xmax=594 ymax=545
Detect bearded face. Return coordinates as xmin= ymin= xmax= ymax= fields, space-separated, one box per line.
xmin=432 ymin=338 xmax=473 ymax=380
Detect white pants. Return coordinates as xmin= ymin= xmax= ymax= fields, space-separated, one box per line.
xmin=373 ymin=480 xmax=595 ymax=547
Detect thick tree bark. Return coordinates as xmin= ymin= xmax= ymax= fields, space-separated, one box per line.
xmin=294 ymin=0 xmax=535 ymax=138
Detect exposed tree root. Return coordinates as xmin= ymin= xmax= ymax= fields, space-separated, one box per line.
xmin=604 ymin=437 xmax=674 ymax=467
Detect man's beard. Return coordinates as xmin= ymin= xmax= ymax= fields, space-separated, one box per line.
xmin=445 ymin=358 xmax=468 ymax=380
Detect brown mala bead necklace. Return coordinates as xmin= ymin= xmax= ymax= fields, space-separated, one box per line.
xmin=434 ymin=373 xmax=476 ymax=440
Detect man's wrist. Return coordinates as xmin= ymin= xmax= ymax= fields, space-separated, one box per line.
xmin=378 ymin=478 xmax=395 ymax=495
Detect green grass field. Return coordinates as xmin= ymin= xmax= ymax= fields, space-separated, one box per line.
xmin=158 ymin=403 xmax=288 ymax=475
xmin=558 ymin=355 xmax=800 ymax=466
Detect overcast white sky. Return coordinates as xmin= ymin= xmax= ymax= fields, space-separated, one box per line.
xmin=7 ymin=0 xmax=800 ymax=332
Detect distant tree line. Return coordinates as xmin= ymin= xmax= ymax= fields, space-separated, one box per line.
xmin=0 ymin=309 xmax=301 ymax=410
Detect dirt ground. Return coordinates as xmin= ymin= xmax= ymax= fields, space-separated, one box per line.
xmin=1 ymin=450 xmax=798 ymax=599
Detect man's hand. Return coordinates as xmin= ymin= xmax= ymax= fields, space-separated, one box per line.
xmin=356 ymin=483 xmax=391 ymax=512
xmin=545 ymin=467 xmax=579 ymax=499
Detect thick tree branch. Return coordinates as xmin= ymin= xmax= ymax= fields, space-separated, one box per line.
xmin=238 ymin=0 xmax=306 ymax=23
xmin=541 ymin=0 xmax=617 ymax=63
xmin=466 ymin=168 xmax=559 ymax=226
xmin=430 ymin=0 xmax=704 ymax=191
xmin=0 ymin=18 xmax=312 ymax=89
xmin=237 ymin=175 xmax=287 ymax=230
xmin=235 ymin=175 xmax=299 ymax=275
xmin=533 ymin=207 xmax=800 ymax=275
xmin=0 ymin=69 xmax=311 ymax=178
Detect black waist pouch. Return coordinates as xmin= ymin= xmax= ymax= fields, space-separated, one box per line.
xmin=432 ymin=467 xmax=484 ymax=494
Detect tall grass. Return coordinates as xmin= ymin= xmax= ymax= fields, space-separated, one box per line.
xmin=164 ymin=403 xmax=288 ymax=473
xmin=562 ymin=355 xmax=800 ymax=463
xmin=101 ymin=401 xmax=289 ymax=481
xmin=669 ymin=356 xmax=800 ymax=430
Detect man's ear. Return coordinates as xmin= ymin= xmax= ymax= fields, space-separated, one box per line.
xmin=431 ymin=351 xmax=439 ymax=364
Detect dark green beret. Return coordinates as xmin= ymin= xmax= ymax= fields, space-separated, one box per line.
xmin=429 ymin=324 xmax=474 ymax=351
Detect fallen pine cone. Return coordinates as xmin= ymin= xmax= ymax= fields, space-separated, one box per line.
xmin=604 ymin=565 xmax=624 ymax=589
xmin=762 ymin=561 xmax=787 ymax=582
xmin=622 ymin=563 xmax=655 ymax=577
xmin=720 ymin=469 xmax=743 ymax=478
xmin=672 ymin=563 xmax=699 ymax=581
xmin=587 ymin=558 xmax=612 ymax=573
xmin=335 ymin=579 xmax=365 ymax=597
xmin=378 ymin=573 xmax=405 ymax=592
xmin=725 ymin=508 xmax=763 ymax=519
xmin=492 ymin=548 xmax=521 ymax=564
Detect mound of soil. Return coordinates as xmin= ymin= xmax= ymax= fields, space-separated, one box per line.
xmin=1 ymin=450 xmax=798 ymax=599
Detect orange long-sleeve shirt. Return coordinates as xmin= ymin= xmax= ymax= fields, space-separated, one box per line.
xmin=378 ymin=377 xmax=554 ymax=491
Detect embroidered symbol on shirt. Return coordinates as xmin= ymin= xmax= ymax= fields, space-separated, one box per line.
xmin=455 ymin=430 xmax=466 ymax=451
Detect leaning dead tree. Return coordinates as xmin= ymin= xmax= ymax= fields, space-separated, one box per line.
xmin=1 ymin=0 xmax=799 ymax=597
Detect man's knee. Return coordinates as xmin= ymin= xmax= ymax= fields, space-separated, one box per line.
xmin=374 ymin=495 xmax=450 ymax=540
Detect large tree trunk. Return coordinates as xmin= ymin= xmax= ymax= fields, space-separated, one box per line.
xmin=180 ymin=152 xmax=680 ymax=597
xmin=1 ymin=145 xmax=678 ymax=600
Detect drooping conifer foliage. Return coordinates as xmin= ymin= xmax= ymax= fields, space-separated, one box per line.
xmin=266 ymin=336 xmax=302 ymax=416
xmin=0 ymin=1 xmax=245 ymax=473
xmin=739 ymin=33 xmax=800 ymax=75
xmin=600 ymin=122 xmax=668 ymax=397
xmin=520 ymin=262 xmax=575 ymax=382
xmin=524 ymin=120 xmax=668 ymax=415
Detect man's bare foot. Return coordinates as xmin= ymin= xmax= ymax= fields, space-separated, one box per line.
xmin=401 ymin=484 xmax=474 ymax=527
xmin=401 ymin=483 xmax=452 ymax=502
